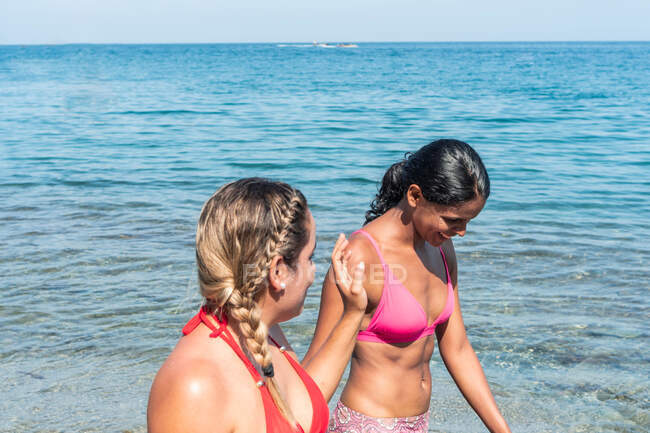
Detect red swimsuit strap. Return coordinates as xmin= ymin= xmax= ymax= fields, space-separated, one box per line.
xmin=182 ymin=308 xmax=307 ymax=433
xmin=268 ymin=335 xmax=328 ymax=433
xmin=267 ymin=335 xmax=316 ymax=393
xmin=268 ymin=335 xmax=305 ymax=379
xmin=189 ymin=307 xmax=264 ymax=381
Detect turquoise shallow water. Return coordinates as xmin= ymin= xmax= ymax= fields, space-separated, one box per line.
xmin=1 ymin=42 xmax=649 ymax=432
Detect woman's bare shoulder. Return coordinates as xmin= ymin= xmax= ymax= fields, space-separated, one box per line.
xmin=345 ymin=228 xmax=386 ymax=307
xmin=148 ymin=339 xmax=255 ymax=433
xmin=346 ymin=228 xmax=382 ymax=265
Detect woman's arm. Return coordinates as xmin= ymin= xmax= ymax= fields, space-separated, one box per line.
xmin=301 ymin=234 xmax=369 ymax=401
xmin=302 ymin=288 xmax=365 ymax=401
xmin=302 ymin=264 xmax=345 ymax=367
xmin=436 ymin=241 xmax=511 ymax=433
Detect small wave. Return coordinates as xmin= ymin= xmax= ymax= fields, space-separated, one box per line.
xmin=0 ymin=182 xmax=40 ymax=188
xmin=462 ymin=116 xmax=552 ymax=124
xmin=574 ymin=91 xmax=609 ymax=99
xmin=320 ymin=126 xmax=357 ymax=132
xmin=107 ymin=109 xmax=228 ymax=116
xmin=277 ymin=44 xmax=313 ymax=48
xmin=622 ymin=159 xmax=650 ymax=167
xmin=165 ymin=167 xmax=199 ymax=174
xmin=18 ymin=370 xmax=45 ymax=380
xmin=58 ymin=179 xmax=142 ymax=187
xmin=4 ymin=205 xmax=40 ymax=212
xmin=326 ymin=107 xmax=365 ymax=114
xmin=512 ymin=167 xmax=544 ymax=173
xmin=335 ymin=176 xmax=376 ymax=184
xmin=123 ymin=201 xmax=159 ymax=209
xmin=229 ymin=162 xmax=283 ymax=169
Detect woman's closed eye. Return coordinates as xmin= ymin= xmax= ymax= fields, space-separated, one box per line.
xmin=443 ymin=217 xmax=464 ymax=224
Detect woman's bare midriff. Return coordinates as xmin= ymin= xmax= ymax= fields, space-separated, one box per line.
xmin=340 ymin=335 xmax=437 ymax=417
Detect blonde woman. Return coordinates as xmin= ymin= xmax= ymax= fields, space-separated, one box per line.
xmin=148 ymin=178 xmax=367 ymax=433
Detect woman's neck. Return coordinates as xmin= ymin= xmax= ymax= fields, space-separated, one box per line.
xmin=382 ymin=200 xmax=425 ymax=249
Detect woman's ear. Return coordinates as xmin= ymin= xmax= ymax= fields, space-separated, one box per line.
xmin=406 ymin=184 xmax=423 ymax=208
xmin=268 ymin=255 xmax=289 ymax=294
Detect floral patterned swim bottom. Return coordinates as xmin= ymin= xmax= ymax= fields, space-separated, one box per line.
xmin=328 ymin=401 xmax=430 ymax=433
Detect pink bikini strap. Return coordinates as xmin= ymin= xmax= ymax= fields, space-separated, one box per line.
xmin=439 ymin=247 xmax=451 ymax=287
xmin=352 ymin=229 xmax=386 ymax=266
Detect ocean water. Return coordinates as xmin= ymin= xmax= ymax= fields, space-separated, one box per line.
xmin=0 ymin=42 xmax=649 ymax=432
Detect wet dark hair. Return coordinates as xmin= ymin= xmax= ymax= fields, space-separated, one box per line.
xmin=365 ymin=139 xmax=490 ymax=223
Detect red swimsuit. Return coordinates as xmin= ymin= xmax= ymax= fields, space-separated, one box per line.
xmin=182 ymin=307 xmax=329 ymax=433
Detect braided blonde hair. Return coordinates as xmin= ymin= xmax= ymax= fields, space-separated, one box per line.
xmin=196 ymin=178 xmax=309 ymax=425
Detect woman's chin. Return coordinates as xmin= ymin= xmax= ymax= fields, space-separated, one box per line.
xmin=280 ymin=305 xmax=304 ymax=323
xmin=427 ymin=233 xmax=446 ymax=247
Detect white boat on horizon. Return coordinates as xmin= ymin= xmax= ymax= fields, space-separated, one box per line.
xmin=312 ymin=41 xmax=358 ymax=48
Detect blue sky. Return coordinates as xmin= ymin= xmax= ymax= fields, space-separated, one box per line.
xmin=1 ymin=0 xmax=649 ymax=44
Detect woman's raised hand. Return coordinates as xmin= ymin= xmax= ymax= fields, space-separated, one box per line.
xmin=330 ymin=233 xmax=368 ymax=314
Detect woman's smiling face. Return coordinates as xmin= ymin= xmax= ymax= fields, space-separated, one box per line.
xmin=412 ymin=194 xmax=486 ymax=247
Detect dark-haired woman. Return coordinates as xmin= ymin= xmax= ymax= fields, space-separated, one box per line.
xmin=305 ymin=140 xmax=511 ymax=433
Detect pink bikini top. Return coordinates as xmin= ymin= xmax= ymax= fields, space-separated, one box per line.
xmin=354 ymin=229 xmax=455 ymax=344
